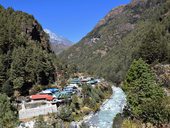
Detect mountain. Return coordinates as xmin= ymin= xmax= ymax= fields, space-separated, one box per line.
xmin=44 ymin=29 xmax=73 ymax=55
xmin=60 ymin=0 xmax=170 ymax=84
xmin=0 ymin=5 xmax=56 ymax=96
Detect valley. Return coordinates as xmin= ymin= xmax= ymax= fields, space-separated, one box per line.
xmin=0 ymin=0 xmax=170 ymax=128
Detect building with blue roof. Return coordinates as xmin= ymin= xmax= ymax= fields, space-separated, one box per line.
xmin=45 ymin=88 xmax=59 ymax=93
xmin=70 ymin=78 xmax=81 ymax=84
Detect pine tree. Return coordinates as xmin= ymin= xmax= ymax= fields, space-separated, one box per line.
xmin=123 ymin=59 xmax=169 ymax=124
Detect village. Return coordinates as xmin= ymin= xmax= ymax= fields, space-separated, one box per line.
xmin=17 ymin=74 xmax=112 ymax=128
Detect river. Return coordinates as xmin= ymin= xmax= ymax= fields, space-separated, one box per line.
xmin=83 ymin=86 xmax=126 ymax=128
xmin=19 ymin=86 xmax=126 ymax=128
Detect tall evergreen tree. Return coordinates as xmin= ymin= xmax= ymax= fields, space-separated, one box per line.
xmin=123 ymin=59 xmax=169 ymax=124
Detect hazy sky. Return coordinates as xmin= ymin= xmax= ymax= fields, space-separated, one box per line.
xmin=0 ymin=0 xmax=131 ymax=42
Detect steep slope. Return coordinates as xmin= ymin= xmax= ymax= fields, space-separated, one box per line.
xmin=0 ymin=6 xmax=55 ymax=95
xmin=60 ymin=0 xmax=170 ymax=83
xmin=44 ymin=29 xmax=73 ymax=54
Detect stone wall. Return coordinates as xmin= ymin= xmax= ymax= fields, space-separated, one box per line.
xmin=19 ymin=104 xmax=57 ymax=120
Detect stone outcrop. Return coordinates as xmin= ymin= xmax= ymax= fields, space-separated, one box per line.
xmin=153 ymin=64 xmax=170 ymax=88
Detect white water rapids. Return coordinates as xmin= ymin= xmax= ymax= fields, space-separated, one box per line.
xmin=83 ymin=86 xmax=127 ymax=128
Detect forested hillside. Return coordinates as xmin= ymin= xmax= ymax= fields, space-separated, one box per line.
xmin=0 ymin=5 xmax=56 ymax=96
xmin=60 ymin=0 xmax=170 ymax=84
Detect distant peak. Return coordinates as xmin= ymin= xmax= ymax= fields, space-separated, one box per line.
xmin=44 ymin=29 xmax=73 ymax=54
xmin=44 ymin=29 xmax=64 ymax=42
xmin=44 ymin=29 xmax=73 ymax=46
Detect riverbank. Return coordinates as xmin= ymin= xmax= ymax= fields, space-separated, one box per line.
xmin=72 ymin=86 xmax=126 ymax=128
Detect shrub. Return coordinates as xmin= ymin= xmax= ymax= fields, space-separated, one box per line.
xmin=0 ymin=94 xmax=18 ymax=128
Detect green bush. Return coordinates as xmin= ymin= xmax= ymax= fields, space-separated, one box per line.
xmin=57 ymin=105 xmax=73 ymax=122
xmin=34 ymin=116 xmax=51 ymax=128
xmin=0 ymin=94 xmax=18 ymax=128
xmin=112 ymin=114 xmax=124 ymax=128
